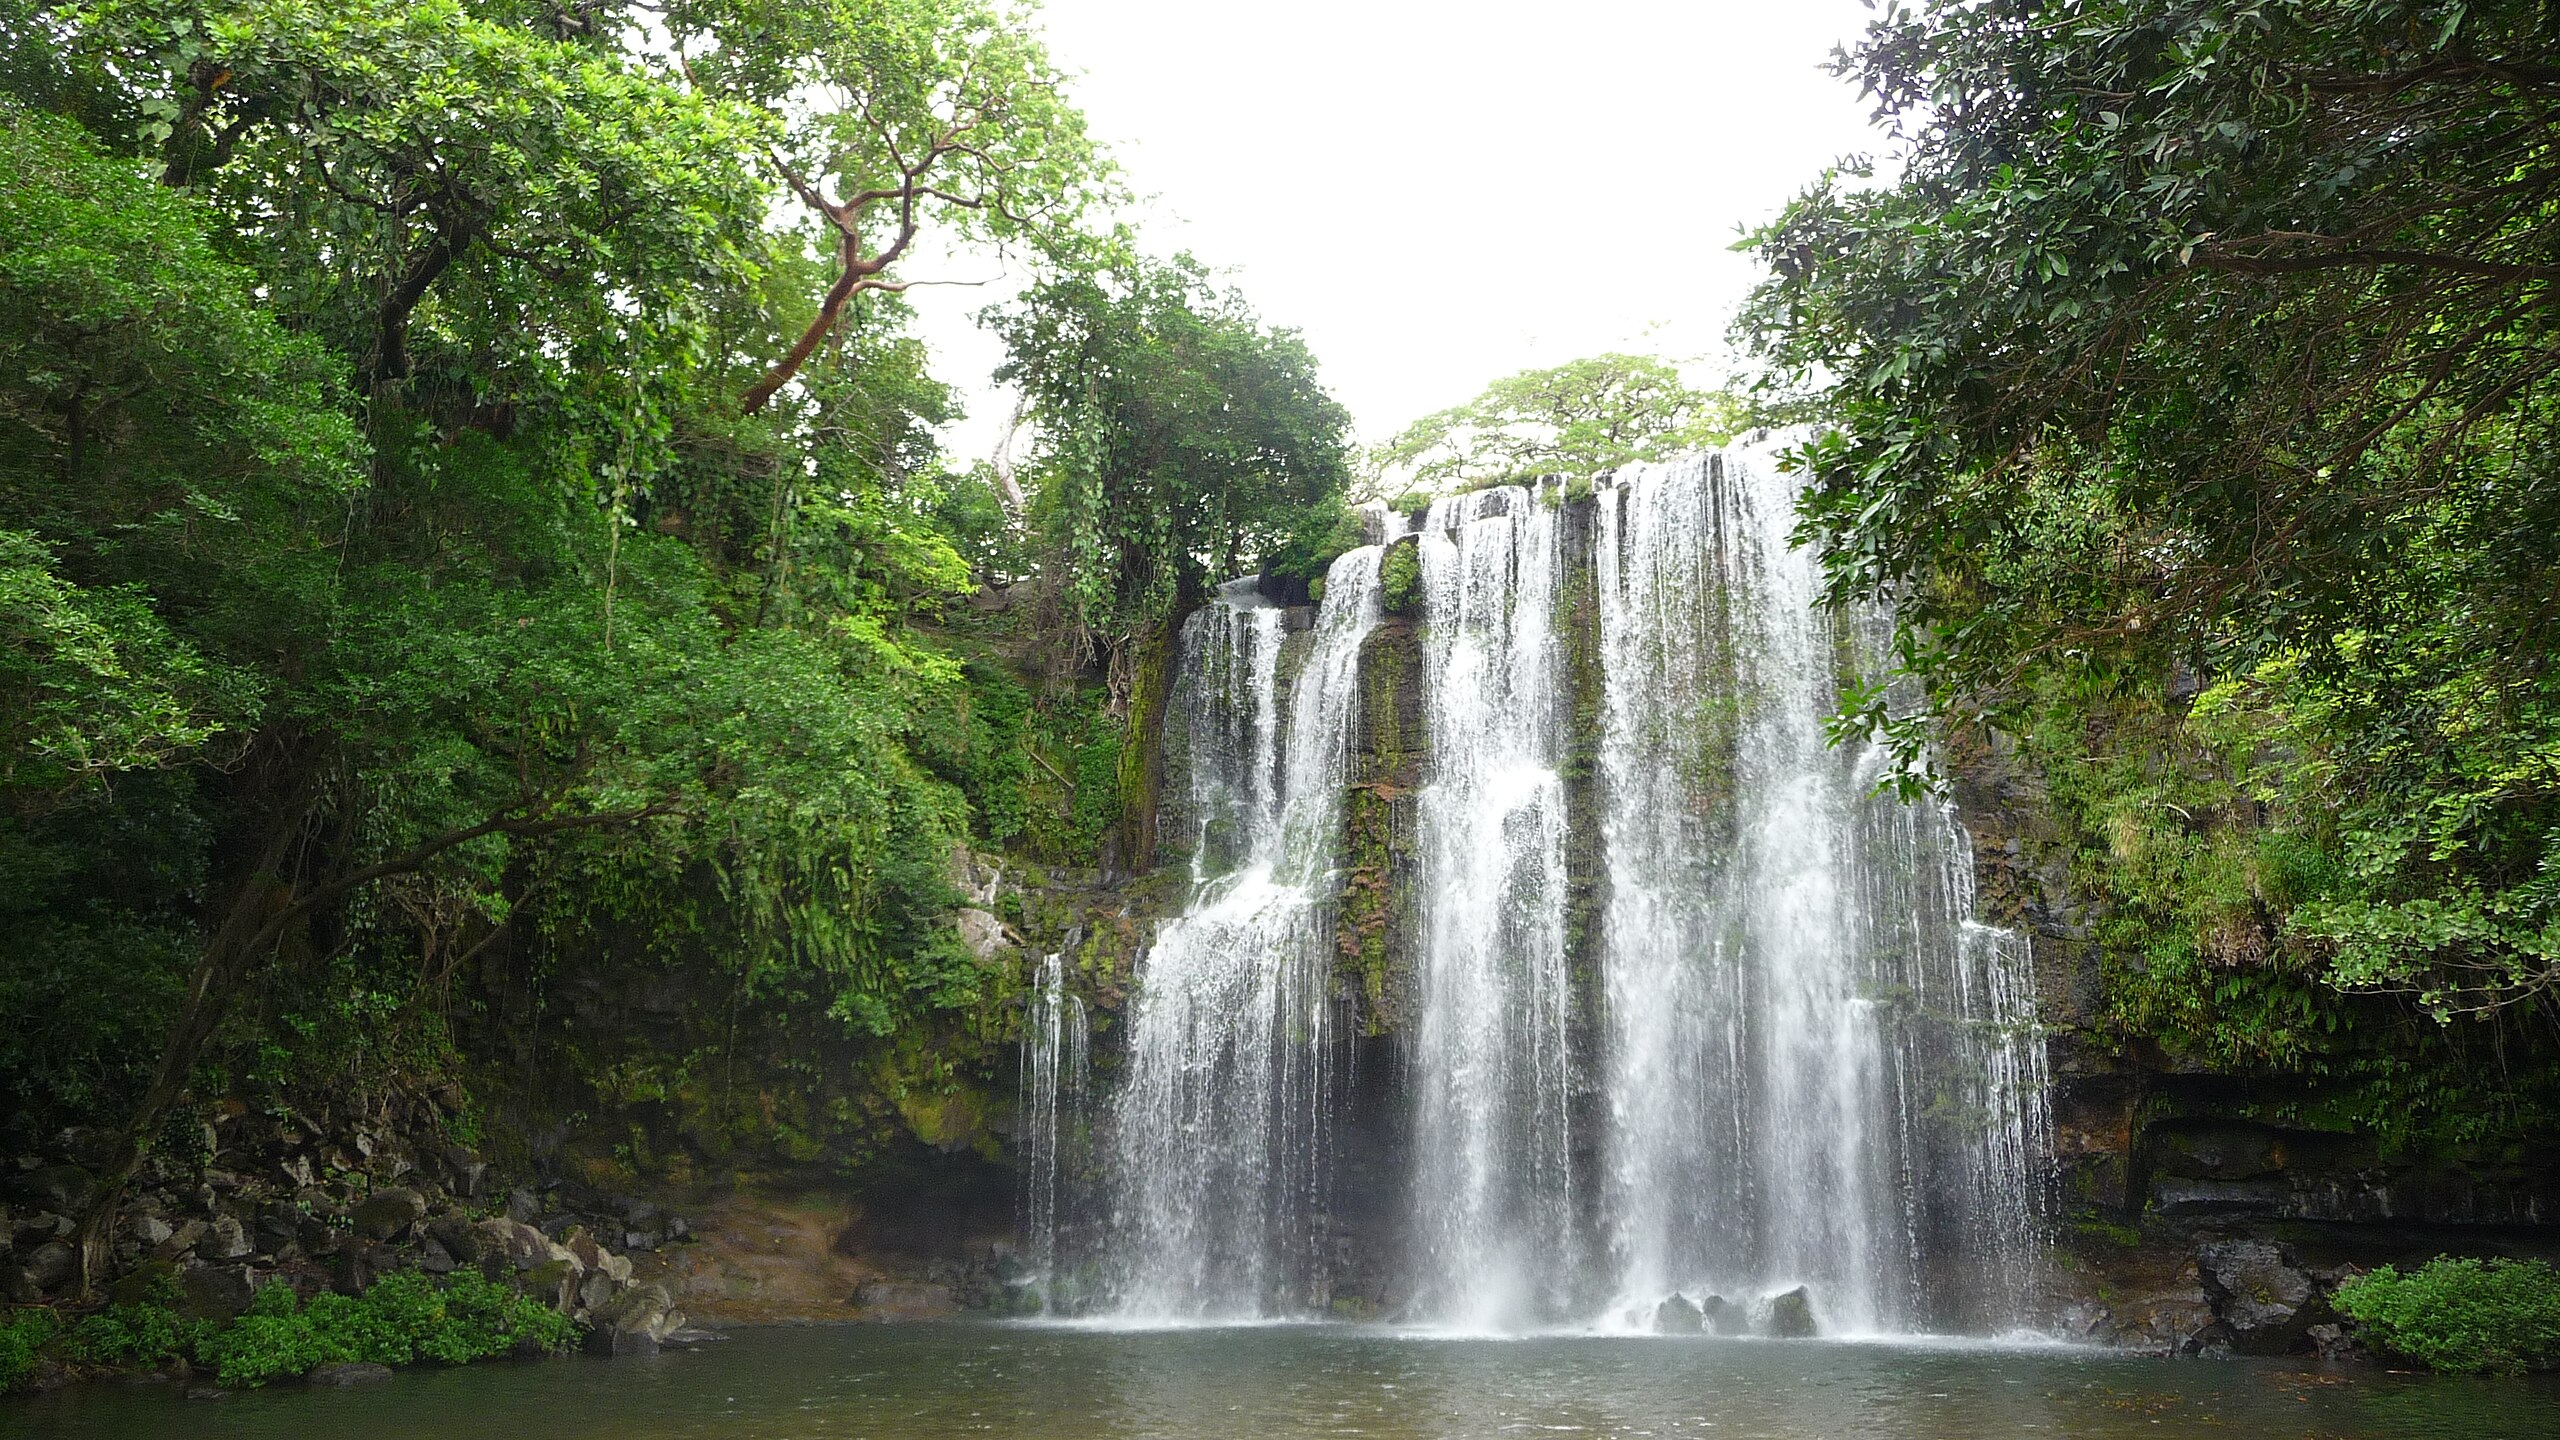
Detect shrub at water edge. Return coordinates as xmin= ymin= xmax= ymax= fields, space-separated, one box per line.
xmin=2332 ymin=1257 xmax=2560 ymax=1376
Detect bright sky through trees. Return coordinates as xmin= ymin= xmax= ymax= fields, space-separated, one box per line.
xmin=910 ymin=0 xmax=1881 ymax=452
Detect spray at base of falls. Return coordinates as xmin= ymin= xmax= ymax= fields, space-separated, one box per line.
xmin=1096 ymin=545 xmax=1390 ymax=1319
xmin=1064 ymin=446 xmax=2049 ymax=1333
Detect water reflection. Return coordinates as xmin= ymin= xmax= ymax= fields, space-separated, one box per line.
xmin=12 ymin=1322 xmax=2558 ymax=1440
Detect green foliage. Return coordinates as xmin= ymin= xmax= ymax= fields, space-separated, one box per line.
xmin=194 ymin=1272 xmax=574 ymax=1387
xmin=0 ymin=0 xmax=1142 ymax=1170
xmin=1746 ymin=0 xmax=2560 ymax=1026
xmin=1372 ymin=353 xmax=1743 ymax=493
xmin=996 ymin=249 xmax=1354 ymax=649
xmin=2335 ymin=1257 xmax=2560 ymax=1376
xmin=66 ymin=1293 xmax=203 ymax=1368
xmin=1261 ymin=504 xmax=1366 ymax=592
xmin=0 ymin=1308 xmax=59 ymax=1394
xmin=1378 ymin=541 xmax=1423 ymax=618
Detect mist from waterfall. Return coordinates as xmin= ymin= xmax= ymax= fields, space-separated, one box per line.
xmin=1100 ymin=545 xmax=1390 ymax=1318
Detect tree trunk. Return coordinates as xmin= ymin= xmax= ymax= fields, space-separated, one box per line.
xmin=71 ymin=796 xmax=310 ymax=1295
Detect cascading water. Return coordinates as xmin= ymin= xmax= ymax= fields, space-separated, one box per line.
xmin=1101 ymin=545 xmax=1391 ymax=1318
xmin=1588 ymin=443 xmax=2049 ymax=1334
xmin=1407 ymin=484 xmax=1581 ymax=1329
xmin=1075 ymin=443 xmax=2046 ymax=1333
xmin=1018 ymin=951 xmax=1088 ymax=1309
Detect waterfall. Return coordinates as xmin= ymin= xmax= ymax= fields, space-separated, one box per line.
xmin=1588 ymin=444 xmax=2048 ymax=1334
xmin=1019 ymin=951 xmax=1088 ymax=1310
xmin=1101 ymin=545 xmax=1390 ymax=1318
xmin=1407 ymin=484 xmax=1581 ymax=1328
xmin=1083 ymin=444 xmax=2047 ymax=1334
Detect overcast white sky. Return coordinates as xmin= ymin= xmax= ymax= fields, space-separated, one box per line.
xmin=907 ymin=0 xmax=1887 ymax=459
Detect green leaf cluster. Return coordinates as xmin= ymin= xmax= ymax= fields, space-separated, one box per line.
xmin=195 ymin=1271 xmax=574 ymax=1387
xmin=0 ymin=0 xmax=1283 ymax=1191
xmin=2334 ymin=1256 xmax=2560 ymax=1375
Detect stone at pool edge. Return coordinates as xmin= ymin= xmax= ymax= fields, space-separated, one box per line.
xmin=308 ymin=1362 xmax=395 ymax=1386
xmin=1767 ymin=1287 xmax=1817 ymax=1338
xmin=1654 ymin=1293 xmax=1705 ymax=1334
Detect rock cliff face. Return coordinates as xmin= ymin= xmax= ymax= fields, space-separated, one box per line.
xmin=1943 ymin=721 xmax=2560 ymax=1353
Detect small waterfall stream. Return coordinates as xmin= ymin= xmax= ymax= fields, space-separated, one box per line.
xmin=1100 ymin=546 xmax=1390 ymax=1318
xmin=1408 ymin=484 xmax=1580 ymax=1328
xmin=1070 ymin=444 xmax=2048 ymax=1332
xmin=1018 ymin=951 xmax=1087 ymax=1309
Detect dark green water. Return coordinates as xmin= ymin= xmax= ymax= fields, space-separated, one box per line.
xmin=13 ymin=1322 xmax=2560 ymax=1439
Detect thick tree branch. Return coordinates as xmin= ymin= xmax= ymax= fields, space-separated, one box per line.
xmin=2191 ymin=240 xmax=2560 ymax=284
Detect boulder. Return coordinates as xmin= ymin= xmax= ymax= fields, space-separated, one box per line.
xmin=157 ymin=1219 xmax=207 ymax=1260
xmin=307 ymin=1361 xmax=394 ymax=1387
xmin=351 ymin=1187 xmax=426 ymax=1242
xmin=9 ymin=1164 xmax=94 ymax=1212
xmin=23 ymin=1240 xmax=76 ymax=1293
xmin=561 ymin=1226 xmax=606 ymax=1272
xmin=195 ymin=1214 xmax=254 ymax=1263
xmin=417 ymin=1238 xmax=456 ymax=1276
xmin=179 ymin=1264 xmax=256 ymax=1320
xmin=956 ymin=908 xmax=1009 ymax=962
xmin=576 ymin=1267 xmax=620 ymax=1314
xmin=851 ymin=1280 xmax=957 ymax=1322
xmin=504 ymin=1187 xmax=540 ymax=1225
xmin=108 ymin=1258 xmax=179 ymax=1308
xmin=442 ymin=1147 xmax=490 ymax=1201
xmin=2 ymin=1265 xmax=43 ymax=1304
xmin=426 ymin=1215 xmax=486 ymax=1267
xmin=526 ymin=1256 xmax=582 ymax=1312
xmin=124 ymin=1214 xmax=175 ymax=1248
xmin=329 ymin=1239 xmax=397 ymax=1296
xmin=1765 ymin=1286 xmax=1817 ymax=1338
xmin=1699 ymin=1294 xmax=1747 ymax=1336
xmin=2096 ymin=1260 xmax=2225 ymax=1356
xmin=13 ymin=1211 xmax=68 ymax=1249
xmin=586 ymin=1281 xmax=677 ymax=1356
xmin=2197 ymin=1239 xmax=2326 ymax=1355
xmin=1653 ymin=1293 xmax=1704 ymax=1334
xmin=253 ymin=1209 xmax=301 ymax=1258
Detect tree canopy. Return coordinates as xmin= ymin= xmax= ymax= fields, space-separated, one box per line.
xmin=0 ymin=0 xmax=1352 ymax=1287
xmin=993 ymin=249 xmax=1354 ymax=668
xmin=1746 ymin=0 xmax=2560 ymax=1025
xmin=1369 ymin=352 xmax=1744 ymax=495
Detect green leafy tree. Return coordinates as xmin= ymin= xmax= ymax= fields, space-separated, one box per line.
xmin=1745 ymin=0 xmax=2560 ymax=1022
xmin=667 ymin=0 xmax=1108 ymax=413
xmin=2335 ymin=1257 xmax=2560 ymax=1375
xmin=993 ymin=249 xmax=1355 ymax=666
xmin=0 ymin=0 xmax=1098 ymax=1292
xmin=1371 ymin=352 xmax=1744 ymax=493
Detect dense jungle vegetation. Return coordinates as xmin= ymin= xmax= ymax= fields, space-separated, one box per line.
xmin=6 ymin=0 xmax=2560 ymax=1356
xmin=0 ymin=0 xmax=1353 ymax=1285
xmin=1748 ymin=0 xmax=2560 ymax=1139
